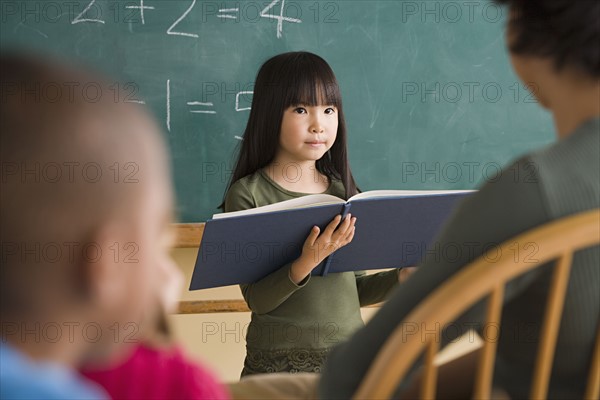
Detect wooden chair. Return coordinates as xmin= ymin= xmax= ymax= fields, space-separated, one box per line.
xmin=353 ymin=209 xmax=600 ymax=400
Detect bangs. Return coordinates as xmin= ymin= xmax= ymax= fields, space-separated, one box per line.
xmin=277 ymin=53 xmax=342 ymax=108
xmin=285 ymin=74 xmax=341 ymax=108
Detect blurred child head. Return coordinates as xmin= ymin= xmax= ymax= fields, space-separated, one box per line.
xmin=0 ymin=53 xmax=176 ymax=365
xmin=145 ymin=242 xmax=184 ymax=347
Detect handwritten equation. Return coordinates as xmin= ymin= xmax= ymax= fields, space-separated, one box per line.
xmin=71 ymin=0 xmax=304 ymax=39
xmin=159 ymin=79 xmax=253 ymax=135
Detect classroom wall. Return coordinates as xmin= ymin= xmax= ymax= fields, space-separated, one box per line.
xmin=168 ymin=247 xmax=380 ymax=382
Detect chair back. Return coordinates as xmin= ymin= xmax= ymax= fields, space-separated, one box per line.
xmin=353 ymin=209 xmax=600 ymax=399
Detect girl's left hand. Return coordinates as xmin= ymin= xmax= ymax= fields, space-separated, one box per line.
xmin=290 ymin=214 xmax=357 ymax=284
xmin=398 ymin=266 xmax=417 ymax=283
xmin=304 ymin=213 xmax=357 ymax=264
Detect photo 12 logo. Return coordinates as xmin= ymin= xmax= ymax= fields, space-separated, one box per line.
xmin=1 ymin=161 xmax=140 ymax=184
xmin=401 ymin=81 xmax=540 ymax=104
xmin=1 ymin=321 xmax=141 ymax=344
xmin=400 ymin=1 xmax=504 ymax=24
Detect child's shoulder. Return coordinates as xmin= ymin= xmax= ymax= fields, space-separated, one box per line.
xmin=227 ymin=171 xmax=265 ymax=198
xmin=224 ymin=171 xmax=265 ymax=212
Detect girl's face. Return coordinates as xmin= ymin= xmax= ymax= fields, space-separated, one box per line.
xmin=278 ymin=104 xmax=338 ymax=162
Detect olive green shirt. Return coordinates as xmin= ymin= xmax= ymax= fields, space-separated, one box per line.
xmin=224 ymin=170 xmax=400 ymax=375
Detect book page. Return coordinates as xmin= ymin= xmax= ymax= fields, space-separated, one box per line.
xmin=212 ymin=193 xmax=345 ymax=220
xmin=348 ymin=189 xmax=475 ymax=202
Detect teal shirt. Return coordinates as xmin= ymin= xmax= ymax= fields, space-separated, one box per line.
xmin=224 ymin=169 xmax=400 ymax=375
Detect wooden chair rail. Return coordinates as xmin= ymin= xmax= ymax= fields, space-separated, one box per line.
xmin=173 ymin=223 xmax=204 ymax=248
xmin=176 ymin=300 xmax=383 ymax=314
xmin=177 ymin=300 xmax=250 ymax=314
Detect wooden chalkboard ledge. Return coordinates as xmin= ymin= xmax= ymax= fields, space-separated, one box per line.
xmin=176 ymin=300 xmax=383 ymax=314
xmin=173 ymin=223 xmax=205 ymax=248
xmin=177 ymin=300 xmax=250 ymax=314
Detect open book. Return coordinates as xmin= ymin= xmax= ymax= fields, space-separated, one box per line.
xmin=190 ymin=190 xmax=473 ymax=290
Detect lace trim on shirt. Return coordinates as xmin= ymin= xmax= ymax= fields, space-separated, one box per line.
xmin=241 ymin=348 xmax=330 ymax=376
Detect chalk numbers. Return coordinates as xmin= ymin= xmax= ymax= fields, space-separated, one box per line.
xmin=67 ymin=0 xmax=342 ymax=39
xmin=167 ymin=0 xmax=199 ymax=38
xmin=72 ymin=0 xmax=105 ymax=24
xmin=260 ymin=0 xmax=302 ymax=39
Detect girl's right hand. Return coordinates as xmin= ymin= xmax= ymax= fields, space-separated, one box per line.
xmin=290 ymin=214 xmax=356 ymax=284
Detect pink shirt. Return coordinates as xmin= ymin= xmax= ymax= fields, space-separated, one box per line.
xmin=81 ymin=344 xmax=229 ymax=400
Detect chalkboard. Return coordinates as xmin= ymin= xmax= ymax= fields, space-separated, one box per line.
xmin=0 ymin=0 xmax=554 ymax=222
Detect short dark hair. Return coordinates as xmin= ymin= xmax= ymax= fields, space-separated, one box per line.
xmin=494 ymin=0 xmax=600 ymax=77
xmin=219 ymin=51 xmax=359 ymax=210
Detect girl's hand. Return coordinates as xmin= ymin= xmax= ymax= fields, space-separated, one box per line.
xmin=398 ymin=266 xmax=417 ymax=283
xmin=290 ymin=214 xmax=357 ymax=284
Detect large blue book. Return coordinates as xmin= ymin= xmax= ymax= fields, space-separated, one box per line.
xmin=190 ymin=190 xmax=473 ymax=290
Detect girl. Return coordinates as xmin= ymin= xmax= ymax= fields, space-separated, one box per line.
xmin=221 ymin=51 xmax=405 ymax=377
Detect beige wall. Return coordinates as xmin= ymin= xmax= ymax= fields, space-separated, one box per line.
xmin=168 ymin=248 xmax=379 ymax=383
xmin=169 ymin=249 xmax=479 ymax=383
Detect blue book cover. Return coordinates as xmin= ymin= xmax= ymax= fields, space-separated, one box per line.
xmin=190 ymin=190 xmax=473 ymax=290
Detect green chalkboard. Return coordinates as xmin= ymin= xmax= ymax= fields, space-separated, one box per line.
xmin=0 ymin=0 xmax=554 ymax=222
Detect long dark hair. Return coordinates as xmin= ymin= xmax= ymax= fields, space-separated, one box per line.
xmin=219 ymin=51 xmax=359 ymax=210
